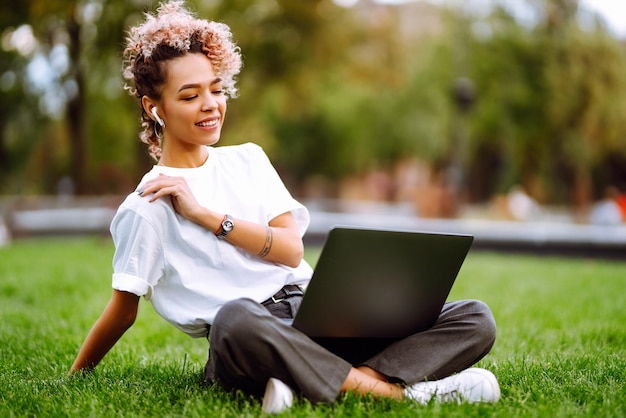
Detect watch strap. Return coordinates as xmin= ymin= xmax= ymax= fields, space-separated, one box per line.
xmin=216 ymin=214 xmax=234 ymax=240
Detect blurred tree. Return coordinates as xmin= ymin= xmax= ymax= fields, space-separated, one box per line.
xmin=541 ymin=1 xmax=626 ymax=214
xmin=2 ymin=0 xmax=626 ymax=212
xmin=466 ymin=0 xmax=626 ymax=210
xmin=0 ymin=0 xmax=151 ymax=195
xmin=203 ymin=0 xmax=443 ymax=194
xmin=2 ymin=0 xmax=93 ymax=194
xmin=80 ymin=1 xmax=154 ymax=193
xmin=202 ymin=0 xmax=361 ymax=186
xmin=0 ymin=49 xmax=40 ymax=190
xmin=0 ymin=2 xmax=45 ymax=192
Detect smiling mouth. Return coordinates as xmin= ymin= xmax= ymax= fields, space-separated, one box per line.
xmin=196 ymin=119 xmax=219 ymax=128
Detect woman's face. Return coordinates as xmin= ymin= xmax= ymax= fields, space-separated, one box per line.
xmin=158 ymin=52 xmax=227 ymax=151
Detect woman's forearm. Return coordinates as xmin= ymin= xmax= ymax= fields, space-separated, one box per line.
xmin=69 ymin=290 xmax=139 ymax=374
xmin=193 ymin=209 xmax=304 ymax=268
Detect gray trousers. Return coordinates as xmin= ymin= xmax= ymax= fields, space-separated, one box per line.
xmin=204 ymin=297 xmax=496 ymax=404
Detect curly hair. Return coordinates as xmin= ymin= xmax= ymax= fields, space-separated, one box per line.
xmin=122 ymin=1 xmax=242 ymax=160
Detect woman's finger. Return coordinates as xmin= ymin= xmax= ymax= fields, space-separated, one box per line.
xmin=139 ymin=175 xmax=176 ymax=196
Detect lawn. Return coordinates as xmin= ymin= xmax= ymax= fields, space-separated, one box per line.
xmin=0 ymin=236 xmax=624 ymax=417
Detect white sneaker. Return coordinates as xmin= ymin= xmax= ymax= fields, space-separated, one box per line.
xmin=262 ymin=378 xmax=294 ymax=414
xmin=405 ymin=368 xmax=500 ymax=404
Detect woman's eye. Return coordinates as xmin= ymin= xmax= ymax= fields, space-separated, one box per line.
xmin=212 ymin=89 xmax=224 ymax=95
xmin=182 ymin=95 xmax=197 ymax=101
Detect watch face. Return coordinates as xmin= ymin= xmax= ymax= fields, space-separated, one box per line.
xmin=223 ymin=219 xmax=234 ymax=232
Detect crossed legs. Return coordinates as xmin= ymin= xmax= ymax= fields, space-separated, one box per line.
xmin=205 ymin=298 xmax=496 ymax=403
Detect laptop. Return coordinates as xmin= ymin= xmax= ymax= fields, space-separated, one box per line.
xmin=292 ymin=226 xmax=473 ymax=339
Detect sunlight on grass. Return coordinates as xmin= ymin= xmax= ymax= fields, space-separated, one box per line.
xmin=1 ymin=237 xmax=624 ymax=417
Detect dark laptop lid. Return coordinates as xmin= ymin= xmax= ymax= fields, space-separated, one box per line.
xmin=292 ymin=227 xmax=473 ymax=338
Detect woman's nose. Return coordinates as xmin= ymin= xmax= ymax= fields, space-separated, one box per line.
xmin=201 ymin=92 xmax=218 ymax=111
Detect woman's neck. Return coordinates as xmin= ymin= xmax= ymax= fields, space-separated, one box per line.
xmin=158 ymin=146 xmax=209 ymax=168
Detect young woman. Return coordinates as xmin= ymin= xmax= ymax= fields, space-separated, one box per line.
xmin=70 ymin=1 xmax=500 ymax=413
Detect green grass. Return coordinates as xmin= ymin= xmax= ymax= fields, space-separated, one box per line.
xmin=0 ymin=236 xmax=624 ymax=417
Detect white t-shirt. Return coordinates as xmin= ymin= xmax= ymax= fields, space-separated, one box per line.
xmin=110 ymin=143 xmax=314 ymax=338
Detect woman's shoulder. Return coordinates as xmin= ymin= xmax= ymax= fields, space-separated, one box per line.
xmin=114 ymin=188 xmax=173 ymax=227
xmin=213 ymin=142 xmax=268 ymax=161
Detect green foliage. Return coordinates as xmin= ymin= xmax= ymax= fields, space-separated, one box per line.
xmin=466 ymin=3 xmax=626 ymax=203
xmin=0 ymin=237 xmax=624 ymax=416
xmin=2 ymin=0 xmax=626 ymax=204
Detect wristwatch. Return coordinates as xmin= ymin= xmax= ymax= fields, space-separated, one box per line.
xmin=216 ymin=214 xmax=234 ymax=240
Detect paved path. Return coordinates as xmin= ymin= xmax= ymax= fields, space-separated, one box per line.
xmin=4 ymin=203 xmax=625 ymax=259
xmin=305 ymin=211 xmax=626 ymax=260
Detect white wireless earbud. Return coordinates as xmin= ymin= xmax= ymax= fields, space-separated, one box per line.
xmin=151 ymin=107 xmax=165 ymax=127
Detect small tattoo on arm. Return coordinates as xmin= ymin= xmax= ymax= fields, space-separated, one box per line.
xmin=258 ymin=227 xmax=273 ymax=257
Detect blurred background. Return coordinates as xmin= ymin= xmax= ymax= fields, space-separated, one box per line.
xmin=1 ymin=0 xmax=626 ymax=247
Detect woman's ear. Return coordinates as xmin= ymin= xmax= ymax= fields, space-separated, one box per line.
xmin=141 ymin=96 xmax=164 ymax=126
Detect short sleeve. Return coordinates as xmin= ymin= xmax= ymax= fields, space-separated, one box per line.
xmin=249 ymin=144 xmax=310 ymax=236
xmin=110 ymin=204 xmax=165 ymax=300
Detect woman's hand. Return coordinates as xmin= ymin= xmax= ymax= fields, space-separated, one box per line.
xmin=139 ymin=174 xmax=203 ymax=222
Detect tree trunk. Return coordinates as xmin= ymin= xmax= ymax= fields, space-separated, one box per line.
xmin=66 ymin=13 xmax=87 ymax=195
